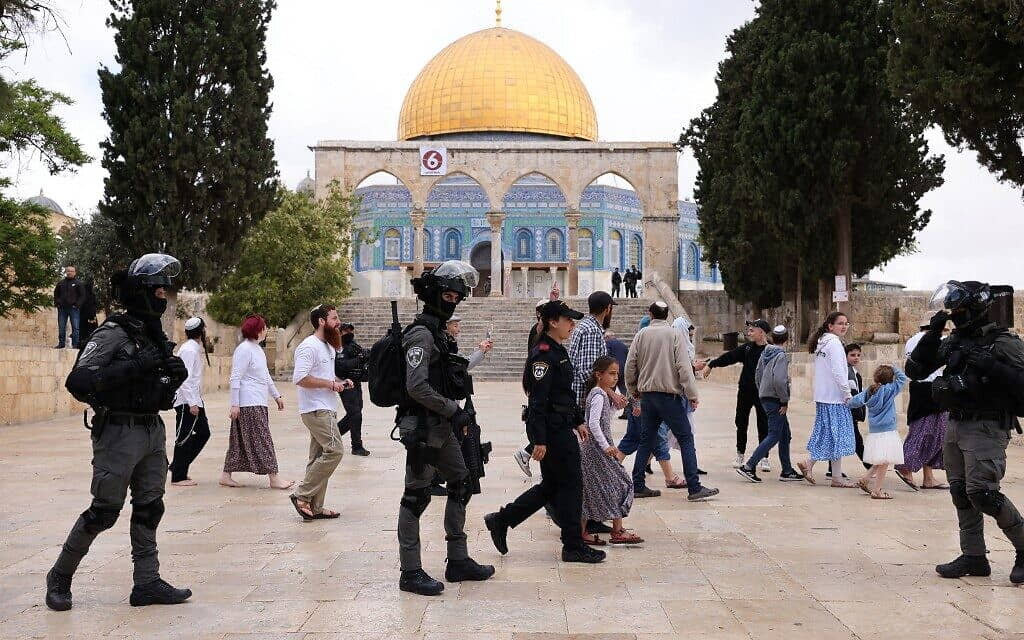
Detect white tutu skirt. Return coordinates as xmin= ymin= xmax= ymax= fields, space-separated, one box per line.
xmin=863 ymin=430 xmax=905 ymax=465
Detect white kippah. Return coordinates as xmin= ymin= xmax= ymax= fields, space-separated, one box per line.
xmin=772 ymin=324 xmax=787 ymax=334
xmin=184 ymin=317 xmax=203 ymax=331
xmin=654 ymin=301 xmax=668 ymax=308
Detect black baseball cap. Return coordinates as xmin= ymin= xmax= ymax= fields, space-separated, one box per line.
xmin=746 ymin=319 xmax=771 ymax=333
xmin=340 ymin=323 xmax=354 ymax=331
xmin=541 ymin=300 xmax=584 ymax=321
xmin=587 ymin=290 xmax=616 ymax=313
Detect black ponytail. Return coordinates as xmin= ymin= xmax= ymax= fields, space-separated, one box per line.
xmin=807 ymin=311 xmax=847 ymax=353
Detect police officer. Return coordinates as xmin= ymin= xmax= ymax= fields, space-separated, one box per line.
xmin=336 ymin=323 xmax=370 ymax=456
xmin=907 ymin=280 xmax=1024 ymax=584
xmin=46 ymin=253 xmax=192 ymax=610
xmin=484 ymin=300 xmax=607 ymax=564
xmin=397 ymin=260 xmax=495 ymax=596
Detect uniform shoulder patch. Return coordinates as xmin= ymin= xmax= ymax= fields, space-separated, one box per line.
xmin=79 ymin=341 xmax=99 ymax=361
xmin=537 ymin=342 xmax=550 ymax=352
xmin=532 ymin=361 xmax=549 ymax=380
xmin=406 ymin=346 xmax=424 ymax=369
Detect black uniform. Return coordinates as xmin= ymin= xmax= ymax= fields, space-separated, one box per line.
xmin=491 ymin=333 xmax=587 ymax=551
xmin=708 ymin=342 xmax=768 ymax=455
xmin=55 ymin=314 xmax=186 ymax=587
xmin=611 ymin=269 xmax=622 ymax=297
xmin=335 ymin=338 xmax=366 ymax=451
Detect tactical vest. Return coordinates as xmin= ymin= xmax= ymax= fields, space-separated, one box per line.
xmin=935 ymin=327 xmax=1021 ymax=415
xmin=91 ymin=316 xmax=170 ymax=413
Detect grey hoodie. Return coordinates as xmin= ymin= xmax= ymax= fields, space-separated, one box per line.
xmin=754 ymin=344 xmax=790 ymax=404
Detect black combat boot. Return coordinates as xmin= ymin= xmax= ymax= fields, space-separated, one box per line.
xmin=484 ymin=512 xmax=508 ymax=555
xmin=45 ymin=568 xmax=73 ymax=611
xmin=935 ymin=554 xmax=991 ymax=579
xmin=445 ymin=557 xmax=495 ymax=582
xmin=561 ymin=545 xmax=606 ymax=564
xmin=399 ymin=569 xmax=444 ymax=595
xmin=129 ymin=578 xmax=192 ymax=606
xmin=1011 ymin=551 xmax=1024 ymax=585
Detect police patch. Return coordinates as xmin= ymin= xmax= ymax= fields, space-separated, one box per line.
xmin=406 ymin=346 xmax=424 ymax=369
xmin=532 ymin=361 xmax=549 ymax=380
xmin=79 ymin=341 xmax=98 ymax=361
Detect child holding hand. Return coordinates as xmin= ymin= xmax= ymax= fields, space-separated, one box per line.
xmin=849 ymin=365 xmax=908 ymax=499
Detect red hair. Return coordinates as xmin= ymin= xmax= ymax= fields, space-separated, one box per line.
xmin=241 ymin=314 xmax=266 ymax=340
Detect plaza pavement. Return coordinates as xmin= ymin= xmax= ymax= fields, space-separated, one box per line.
xmin=0 ymin=379 xmax=1021 ymax=639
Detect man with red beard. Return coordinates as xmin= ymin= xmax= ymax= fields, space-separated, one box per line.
xmin=289 ymin=304 xmax=353 ymax=520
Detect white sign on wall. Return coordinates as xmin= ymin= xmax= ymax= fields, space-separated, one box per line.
xmin=834 ymin=274 xmax=847 ymax=292
xmin=832 ymin=290 xmax=849 ymax=303
xmin=419 ymin=146 xmax=448 ymax=176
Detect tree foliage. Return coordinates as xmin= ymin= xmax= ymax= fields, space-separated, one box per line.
xmin=889 ymin=0 xmax=1024 ymax=190
xmin=98 ymin=0 xmax=279 ymax=291
xmin=0 ymin=197 xmax=57 ymax=316
xmin=57 ymin=214 xmax=127 ymax=313
xmin=680 ymin=0 xmax=944 ymax=306
xmin=207 ymin=183 xmax=359 ymax=328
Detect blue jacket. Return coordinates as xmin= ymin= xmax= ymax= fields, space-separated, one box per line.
xmin=848 ymin=368 xmax=908 ymax=433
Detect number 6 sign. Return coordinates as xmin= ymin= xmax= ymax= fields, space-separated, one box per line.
xmin=419 ymin=146 xmax=448 ymax=176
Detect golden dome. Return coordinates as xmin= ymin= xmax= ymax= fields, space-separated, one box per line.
xmin=398 ymin=27 xmax=597 ymax=141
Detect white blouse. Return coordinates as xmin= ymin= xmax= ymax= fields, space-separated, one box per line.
xmin=587 ymin=389 xmax=612 ymax=450
xmin=230 ymin=339 xmax=281 ymax=407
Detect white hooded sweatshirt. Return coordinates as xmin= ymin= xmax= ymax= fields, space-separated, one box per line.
xmin=813 ymin=332 xmax=851 ymax=404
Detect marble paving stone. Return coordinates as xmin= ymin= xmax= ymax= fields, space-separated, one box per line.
xmin=3 ymin=380 xmax=1023 ymax=638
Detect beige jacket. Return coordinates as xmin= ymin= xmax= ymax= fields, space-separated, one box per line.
xmin=624 ymin=319 xmax=699 ymax=401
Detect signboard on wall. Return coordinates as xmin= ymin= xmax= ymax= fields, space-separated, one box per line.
xmin=419 ymin=146 xmax=447 ymax=176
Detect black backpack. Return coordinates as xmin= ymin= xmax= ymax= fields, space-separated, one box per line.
xmin=367 ymin=301 xmax=411 ymax=407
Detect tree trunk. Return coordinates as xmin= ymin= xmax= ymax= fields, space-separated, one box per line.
xmin=835 ymin=202 xmax=853 ymax=315
xmin=794 ymin=258 xmax=803 ymax=348
xmin=818 ymin=278 xmax=831 ymax=322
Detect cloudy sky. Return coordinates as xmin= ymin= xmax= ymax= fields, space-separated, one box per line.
xmin=5 ymin=0 xmax=1022 ymax=290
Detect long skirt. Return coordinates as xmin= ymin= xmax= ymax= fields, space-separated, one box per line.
xmin=807 ymin=402 xmax=856 ymax=461
xmin=896 ymin=412 xmax=947 ymax=473
xmin=223 ymin=405 xmax=280 ymax=474
xmin=580 ymin=435 xmax=633 ymax=521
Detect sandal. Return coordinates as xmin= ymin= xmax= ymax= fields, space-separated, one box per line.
xmin=312 ymin=509 xmax=340 ymax=519
xmin=870 ymin=490 xmax=893 ymax=500
xmin=895 ymin=470 xmax=919 ymax=492
xmin=610 ymin=530 xmax=644 ymax=545
xmin=797 ymin=461 xmax=816 ymax=485
xmin=921 ymin=483 xmax=949 ymax=490
xmin=857 ymin=477 xmax=872 ymax=495
xmin=583 ymin=534 xmax=607 ymax=546
xmin=830 ymin=479 xmax=859 ymax=488
xmin=665 ymin=475 xmax=687 ymax=489
xmin=289 ymin=495 xmax=315 ymax=521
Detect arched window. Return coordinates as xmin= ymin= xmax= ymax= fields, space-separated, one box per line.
xmin=608 ymin=230 xmax=622 ymax=270
xmin=578 ymin=228 xmax=593 ymax=261
xmin=516 ymin=229 xmax=533 ymax=260
xmin=384 ymin=228 xmax=401 ymax=261
xmin=688 ymin=243 xmax=700 ymax=279
xmin=546 ymin=228 xmax=563 ymax=260
xmin=421 ymin=228 xmax=432 ymax=261
xmin=629 ymin=234 xmax=642 ymax=270
xmin=443 ymin=228 xmax=461 ymax=260
xmin=357 ymin=232 xmax=373 ymax=270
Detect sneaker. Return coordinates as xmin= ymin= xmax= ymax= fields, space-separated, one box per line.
xmin=45 ymin=569 xmax=73 ymax=611
xmin=513 ymin=449 xmax=532 ymax=477
xmin=779 ymin=470 xmax=805 ymax=482
xmin=562 ymin=546 xmax=606 ymax=563
xmin=445 ymin=557 xmax=495 ymax=582
xmin=735 ymin=466 xmax=760 ymax=483
xmin=935 ymin=554 xmax=991 ymax=579
xmin=732 ymin=454 xmax=744 ymax=468
xmin=687 ymin=486 xmax=720 ymax=502
xmin=759 ymin=459 xmax=771 ymax=473
xmin=129 ymin=578 xmax=192 ymax=606
xmin=351 ymin=447 xmax=371 ymax=456
xmin=1012 ymin=551 xmax=1024 ymax=585
xmin=635 ymin=487 xmax=661 ymax=498
xmin=484 ymin=512 xmax=508 ymax=555
xmin=399 ymin=569 xmax=444 ymax=595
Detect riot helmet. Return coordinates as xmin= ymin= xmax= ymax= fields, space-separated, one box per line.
xmin=112 ymin=253 xmax=181 ymax=318
xmin=411 ymin=260 xmax=479 ymax=321
xmin=928 ymin=280 xmax=993 ymax=330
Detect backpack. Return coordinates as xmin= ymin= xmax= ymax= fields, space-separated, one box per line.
xmin=367 ymin=301 xmax=411 ymax=407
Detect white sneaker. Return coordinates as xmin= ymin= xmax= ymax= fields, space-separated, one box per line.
xmin=732 ymin=454 xmax=744 ymax=468
xmin=759 ymin=459 xmax=771 ymax=473
xmin=513 ymin=449 xmax=532 ymax=477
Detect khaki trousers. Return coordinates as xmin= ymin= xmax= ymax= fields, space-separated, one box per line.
xmin=292 ymin=409 xmax=342 ymax=513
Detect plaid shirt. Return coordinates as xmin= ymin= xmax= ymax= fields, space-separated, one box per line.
xmin=568 ymin=314 xmax=607 ymax=407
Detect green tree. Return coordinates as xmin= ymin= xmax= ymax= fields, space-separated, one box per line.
xmin=0 ymin=1 xmax=90 ymax=317
xmin=98 ymin=0 xmax=279 ymax=291
xmin=889 ymin=0 xmax=1024 ymax=189
xmin=57 ymin=214 xmax=126 ymax=313
xmin=207 ymin=183 xmax=359 ymax=328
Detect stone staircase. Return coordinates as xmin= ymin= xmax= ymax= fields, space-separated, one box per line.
xmin=335 ymin=297 xmax=658 ymax=381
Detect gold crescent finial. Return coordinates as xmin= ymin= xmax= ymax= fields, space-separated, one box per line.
xmin=495 ymin=0 xmax=502 ymax=26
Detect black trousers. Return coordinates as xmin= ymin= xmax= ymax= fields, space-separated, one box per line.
xmin=496 ymin=428 xmax=583 ymax=550
xmin=336 ymin=386 xmax=364 ymax=450
xmin=170 ymin=406 xmax=210 ymax=482
xmin=735 ymin=387 xmax=768 ymax=454
xmin=611 ymin=282 xmax=621 ymax=297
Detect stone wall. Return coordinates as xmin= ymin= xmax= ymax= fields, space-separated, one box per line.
xmin=0 ymin=308 xmax=61 ymax=348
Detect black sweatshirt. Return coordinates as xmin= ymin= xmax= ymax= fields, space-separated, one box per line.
xmin=709 ymin=342 xmax=766 ymax=391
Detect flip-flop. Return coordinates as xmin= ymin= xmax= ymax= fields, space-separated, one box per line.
xmin=921 ymin=483 xmax=949 ymax=490
xmin=895 ymin=471 xmax=920 ymax=492
xmin=870 ymin=490 xmax=893 ymax=500
xmin=857 ymin=478 xmax=872 ymax=495
xmin=797 ymin=461 xmax=816 ymax=485
xmin=312 ymin=510 xmax=340 ymax=520
xmin=289 ymin=495 xmax=315 ymax=521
